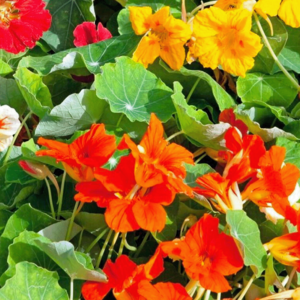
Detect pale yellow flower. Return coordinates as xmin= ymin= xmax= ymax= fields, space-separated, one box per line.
xmin=278 ymin=0 xmax=300 ymax=28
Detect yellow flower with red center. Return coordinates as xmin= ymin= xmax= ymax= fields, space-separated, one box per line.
xmin=129 ymin=6 xmax=192 ymax=70
xmin=188 ymin=7 xmax=262 ymax=77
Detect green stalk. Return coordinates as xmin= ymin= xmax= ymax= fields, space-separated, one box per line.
xmin=65 ymin=201 xmax=83 ymax=241
xmin=134 ymin=231 xmax=150 ymax=258
xmin=3 ymin=111 xmax=31 ymax=166
xmin=96 ymin=229 xmax=113 ymax=268
xmin=254 ymin=13 xmax=300 ymax=92
xmin=57 ymin=170 xmax=67 ymax=219
xmin=44 ymin=177 xmax=56 ymax=219
xmin=236 ymin=274 xmax=256 ymax=300
xmin=108 ymin=232 xmax=120 ymax=260
xmin=85 ymin=228 xmax=109 ymax=254
xmin=186 ymin=77 xmax=201 ymax=103
xmin=166 ymin=130 xmax=184 ymax=142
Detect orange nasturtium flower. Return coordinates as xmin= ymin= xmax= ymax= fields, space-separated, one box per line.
xmin=36 ymin=124 xmax=116 ymax=182
xmin=82 ymin=254 xmax=164 ymax=300
xmin=159 ymin=214 xmax=244 ymax=293
xmin=129 ymin=6 xmax=192 ymax=70
xmin=188 ymin=7 xmax=262 ymax=77
xmin=75 ymin=154 xmax=175 ymax=233
xmin=124 ymin=113 xmax=194 ymax=195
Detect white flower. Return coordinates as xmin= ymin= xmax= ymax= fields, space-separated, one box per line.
xmin=0 ymin=105 xmax=20 ymax=151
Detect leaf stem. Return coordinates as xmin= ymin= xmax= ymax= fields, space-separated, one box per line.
xmin=118 ymin=233 xmax=127 ymax=256
xmin=187 ymin=77 xmax=201 ymax=103
xmin=19 ymin=115 xmax=32 ymax=140
xmin=116 ymin=114 xmax=124 ymax=127
xmin=286 ymin=267 xmax=297 ymax=289
xmin=3 ymin=111 xmax=31 ymax=166
xmin=57 ymin=170 xmax=67 ymax=219
xmin=96 ymin=229 xmax=113 ymax=268
xmin=254 ymin=13 xmax=300 ymax=92
xmin=204 ymin=290 xmax=211 ymax=300
xmin=194 ymin=287 xmax=205 ymax=300
xmin=166 ymin=130 xmax=184 ymax=142
xmin=85 ymin=228 xmax=109 ymax=254
xmin=44 ymin=177 xmax=56 ymax=219
xmin=134 ymin=231 xmax=150 ymax=258
xmin=65 ymin=201 xmax=83 ymax=241
xmin=108 ymin=232 xmax=120 ymax=260
xmin=70 ymin=278 xmax=74 ymax=300
xmin=237 ymin=274 xmax=256 ymax=300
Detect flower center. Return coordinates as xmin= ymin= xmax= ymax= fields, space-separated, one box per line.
xmin=152 ymin=25 xmax=169 ymax=43
xmin=0 ymin=1 xmax=20 ymax=27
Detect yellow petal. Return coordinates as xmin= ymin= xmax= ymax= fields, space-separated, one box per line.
xmin=254 ymin=0 xmax=281 ymax=17
xmin=149 ymin=6 xmax=170 ymax=29
xmin=214 ymin=0 xmax=245 ymax=11
xmin=129 ymin=6 xmax=152 ymax=35
xmin=278 ymin=0 xmax=300 ymax=28
xmin=160 ymin=42 xmax=186 ymax=70
xmin=132 ymin=34 xmax=160 ymax=68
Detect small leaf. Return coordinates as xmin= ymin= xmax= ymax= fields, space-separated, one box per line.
xmin=237 ymin=72 xmax=298 ymax=107
xmin=172 ymin=82 xmax=231 ymax=149
xmin=95 ymin=56 xmax=175 ymax=123
xmin=226 ymin=210 xmax=267 ymax=276
xmin=14 ymin=68 xmax=53 ymax=118
xmin=35 ymin=240 xmax=107 ymax=282
xmin=0 ymin=262 xmax=69 ymax=300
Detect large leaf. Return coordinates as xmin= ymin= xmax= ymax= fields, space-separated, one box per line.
xmin=43 ymin=0 xmax=95 ymax=52
xmin=35 ymin=240 xmax=107 ymax=282
xmin=14 ymin=68 xmax=53 ymax=118
xmin=19 ymin=34 xmax=140 ymax=76
xmin=95 ymin=56 xmax=175 ymax=123
xmin=278 ymin=26 xmax=300 ymax=74
xmin=226 ymin=210 xmax=267 ymax=276
xmin=234 ymin=105 xmax=297 ymax=142
xmin=252 ymin=17 xmax=288 ymax=74
xmin=172 ymin=82 xmax=231 ymax=149
xmin=0 ymin=262 xmax=69 ymax=300
xmin=237 ymin=72 xmax=298 ymax=107
xmin=35 ymin=89 xmax=108 ymax=137
xmin=149 ymin=61 xmax=235 ymax=111
xmin=0 ymin=77 xmax=26 ymax=115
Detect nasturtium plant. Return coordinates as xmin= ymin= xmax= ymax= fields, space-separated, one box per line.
xmin=0 ymin=0 xmax=300 ymax=299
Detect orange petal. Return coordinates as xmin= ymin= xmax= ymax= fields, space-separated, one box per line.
xmin=82 ymin=281 xmax=111 ymax=300
xmin=129 ymin=6 xmax=152 ymax=35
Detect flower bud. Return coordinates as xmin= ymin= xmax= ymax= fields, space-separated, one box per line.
xmin=19 ymin=160 xmax=50 ymax=180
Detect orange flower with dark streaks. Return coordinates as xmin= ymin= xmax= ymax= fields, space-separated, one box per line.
xmin=36 ymin=124 xmax=116 ymax=182
xmin=159 ymin=214 xmax=243 ymax=293
xmin=124 ymin=113 xmax=194 ymax=195
xmin=82 ymin=253 xmax=164 ymax=300
xmin=75 ymin=154 xmax=175 ymax=233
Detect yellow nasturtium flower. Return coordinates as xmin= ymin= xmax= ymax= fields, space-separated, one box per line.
xmin=129 ymin=6 xmax=192 ymax=70
xmin=188 ymin=7 xmax=262 ymax=77
xmin=278 ymin=0 xmax=300 ymax=28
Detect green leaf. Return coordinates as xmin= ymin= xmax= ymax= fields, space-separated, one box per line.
xmin=95 ymin=56 xmax=175 ymax=123
xmin=172 ymin=82 xmax=231 ymax=149
xmin=0 ymin=210 xmax=12 ymax=235
xmin=74 ymin=212 xmax=108 ymax=234
xmin=252 ymin=17 xmax=288 ymax=74
xmin=118 ymin=8 xmax=134 ymax=35
xmin=265 ymin=255 xmax=283 ymax=294
xmin=21 ymin=139 xmax=63 ymax=169
xmin=149 ymin=61 xmax=235 ymax=111
xmin=38 ymin=220 xmax=82 ymax=242
xmin=278 ymin=26 xmax=300 ymax=74
xmin=5 ymin=162 xmax=37 ymax=185
xmin=43 ymin=0 xmax=95 ymax=52
xmin=35 ymin=89 xmax=108 ymax=137
xmin=14 ymin=68 xmax=53 ymax=118
xmin=237 ymin=72 xmax=298 ymax=107
xmin=284 ymin=120 xmax=300 ymax=139
xmin=0 ymin=204 xmax=56 ymax=275
xmin=0 ymin=262 xmax=69 ymax=300
xmin=0 ymin=77 xmax=27 ymax=115
xmin=19 ymin=34 xmax=140 ymax=76
xmin=152 ymin=198 xmax=180 ymax=242
xmin=234 ymin=105 xmax=297 ymax=142
xmin=226 ymin=210 xmax=267 ymax=276
xmin=0 ymin=60 xmax=13 ymax=76
xmin=35 ymin=240 xmax=107 ymax=281
xmin=184 ymin=163 xmax=215 ymax=188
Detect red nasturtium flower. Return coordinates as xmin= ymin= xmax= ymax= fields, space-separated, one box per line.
xmin=75 ymin=154 xmax=175 ymax=233
xmin=73 ymin=21 xmax=112 ymax=47
xmin=124 ymin=113 xmax=194 ymax=195
xmin=159 ymin=214 xmax=243 ymax=293
xmin=138 ymin=281 xmax=192 ymax=300
xmin=36 ymin=124 xmax=116 ymax=182
xmin=0 ymin=0 xmax=51 ymax=54
xmin=82 ymin=253 xmax=164 ymax=300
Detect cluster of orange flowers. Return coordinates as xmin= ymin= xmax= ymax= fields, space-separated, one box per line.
xmin=129 ymin=0 xmax=300 ymax=77
xmin=32 ymin=109 xmax=300 ymax=299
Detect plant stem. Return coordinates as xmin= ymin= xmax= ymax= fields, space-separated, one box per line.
xmin=254 ymin=13 xmax=300 ymax=92
xmin=70 ymin=278 xmax=74 ymax=300
xmin=57 ymin=170 xmax=67 ymax=219
xmin=20 ymin=115 xmax=32 ymax=140
xmin=118 ymin=233 xmax=127 ymax=256
xmin=187 ymin=77 xmax=201 ymax=103
xmin=166 ymin=130 xmax=184 ymax=142
xmin=44 ymin=177 xmax=56 ymax=219
xmin=134 ymin=231 xmax=150 ymax=258
xmin=185 ymin=279 xmax=198 ymax=294
xmin=108 ymin=232 xmax=120 ymax=260
xmin=65 ymin=201 xmax=80 ymax=241
xmin=96 ymin=229 xmax=113 ymax=268
xmin=116 ymin=114 xmax=124 ymax=127
xmin=217 ymin=293 xmax=221 ymax=300
xmin=204 ymin=290 xmax=211 ymax=300
xmin=78 ymin=229 xmax=84 ymax=249
xmin=194 ymin=287 xmax=206 ymax=300
xmin=85 ymin=228 xmax=109 ymax=254
xmin=286 ymin=267 xmax=297 ymax=289
xmin=237 ymin=274 xmax=256 ymax=300
xmin=195 ymin=153 xmax=207 ymax=164
xmin=3 ymin=111 xmax=31 ymax=166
